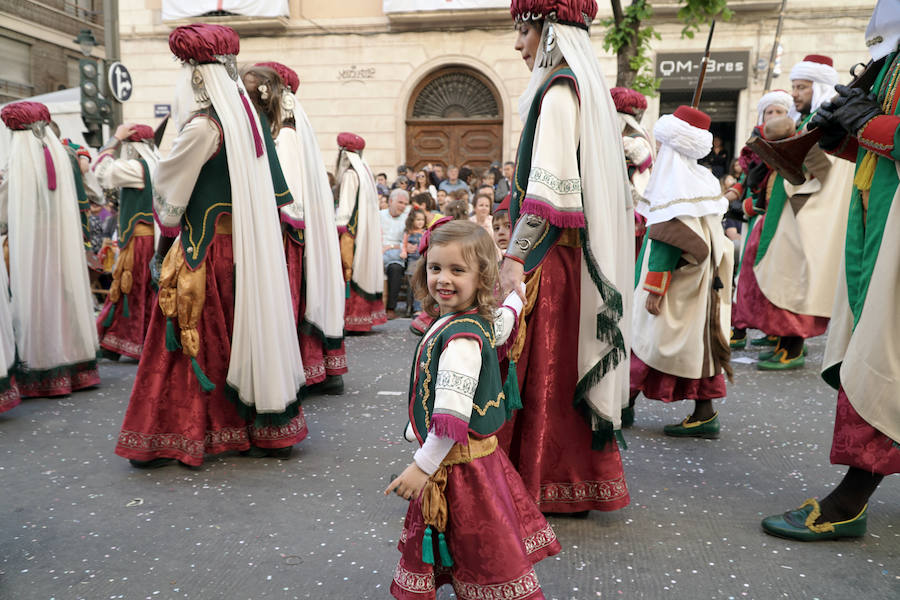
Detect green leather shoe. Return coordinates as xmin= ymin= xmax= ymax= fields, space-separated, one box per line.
xmin=758 ymin=344 xmax=808 ymax=362
xmin=761 ymin=498 xmax=867 ymax=541
xmin=663 ymin=413 xmax=720 ymax=438
xmin=757 ymin=348 xmax=805 ymax=370
xmin=730 ymin=333 xmax=747 ymax=349
xmin=750 ymin=335 xmax=779 ymax=347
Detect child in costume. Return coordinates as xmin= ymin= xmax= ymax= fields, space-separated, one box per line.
xmin=386 ymin=219 xmax=560 ymax=599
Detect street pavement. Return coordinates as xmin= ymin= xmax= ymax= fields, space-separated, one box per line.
xmin=1 ymin=320 xmax=899 ymax=600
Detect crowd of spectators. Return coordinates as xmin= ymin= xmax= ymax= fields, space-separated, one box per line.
xmin=374 ymin=160 xmax=515 ymax=318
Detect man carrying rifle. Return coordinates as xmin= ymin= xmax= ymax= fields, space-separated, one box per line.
xmin=742 ymin=55 xmax=856 ymax=371
xmin=761 ymin=0 xmax=900 ymax=541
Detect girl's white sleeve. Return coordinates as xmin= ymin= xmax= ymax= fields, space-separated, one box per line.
xmin=413 ymin=336 xmax=482 ymax=475
xmin=493 ymin=286 xmax=526 ymax=346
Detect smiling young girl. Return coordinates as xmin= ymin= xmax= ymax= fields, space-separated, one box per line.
xmin=385 ymin=219 xmax=559 ymax=599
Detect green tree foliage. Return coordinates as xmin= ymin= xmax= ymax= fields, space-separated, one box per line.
xmin=601 ymin=0 xmax=732 ymax=96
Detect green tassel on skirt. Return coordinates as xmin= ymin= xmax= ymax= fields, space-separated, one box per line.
xmin=421 ymin=526 xmax=435 ymax=565
xmin=190 ymin=356 xmax=216 ymax=392
xmin=165 ymin=319 xmax=181 ymax=352
xmin=345 ymin=282 xmax=350 ymax=299
xmin=503 ymin=361 xmax=523 ymax=420
xmin=122 ymin=294 xmax=130 ymax=318
xmin=437 ymin=532 xmax=453 ymax=567
xmin=102 ymin=303 xmax=115 ymax=327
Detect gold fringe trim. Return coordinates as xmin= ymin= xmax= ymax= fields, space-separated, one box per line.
xmin=853 ymin=151 xmax=878 ymax=192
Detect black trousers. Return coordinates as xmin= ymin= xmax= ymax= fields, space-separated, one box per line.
xmin=385 ymin=262 xmax=405 ymax=310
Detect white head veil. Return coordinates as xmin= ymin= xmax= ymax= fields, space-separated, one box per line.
xmin=518 ymin=20 xmax=634 ymax=430
xmin=173 ymin=61 xmax=305 ymax=412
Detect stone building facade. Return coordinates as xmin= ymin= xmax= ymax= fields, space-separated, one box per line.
xmin=0 ymin=0 xmax=105 ymax=104
xmin=117 ymin=0 xmax=872 ymax=176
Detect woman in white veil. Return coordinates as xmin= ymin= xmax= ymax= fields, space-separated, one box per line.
xmin=498 ymin=0 xmax=633 ymax=515
xmin=0 ymin=101 xmax=99 ymax=398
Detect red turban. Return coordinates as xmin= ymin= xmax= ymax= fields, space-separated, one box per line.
xmin=494 ymin=192 xmax=511 ymax=215
xmin=673 ymin=106 xmax=711 ymax=131
xmin=256 ymin=61 xmax=300 ymax=94
xmin=127 ymin=124 xmax=155 ymax=142
xmin=510 ymin=0 xmax=598 ymax=28
xmin=168 ymin=24 xmax=240 ymax=63
xmin=802 ymin=54 xmax=834 ymax=67
xmin=610 ymin=87 xmax=647 ymax=115
xmin=337 ymin=132 xmax=365 ymax=153
xmin=1 ymin=101 xmax=51 ymax=130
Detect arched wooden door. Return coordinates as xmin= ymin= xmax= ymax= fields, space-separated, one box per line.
xmin=405 ymin=67 xmax=503 ymax=172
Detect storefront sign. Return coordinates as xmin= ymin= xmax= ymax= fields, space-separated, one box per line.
xmin=154 ymin=104 xmax=171 ymax=118
xmin=656 ymin=51 xmax=750 ymax=91
xmin=383 ymin=0 xmax=508 ymax=12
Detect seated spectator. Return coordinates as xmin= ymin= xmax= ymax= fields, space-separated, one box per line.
xmin=438 ymin=165 xmax=469 ymax=197
xmin=424 ymin=163 xmax=444 ymax=189
xmin=411 ymin=191 xmax=442 ymax=226
xmin=435 ymin=188 xmax=450 ymax=213
xmin=380 ymin=188 xmax=411 ymax=319
xmin=492 ymin=197 xmax=511 ymax=254
xmin=412 ymin=169 xmax=437 ymax=200
xmin=495 ymin=161 xmax=514 ymax=207
xmin=450 ymin=188 xmax=470 ymax=212
xmin=443 ymin=197 xmax=470 ymax=221
xmin=469 ymin=192 xmax=493 ymax=236
xmin=376 ymin=172 xmax=390 ymax=197
xmin=401 ymin=207 xmax=426 ymax=274
xmin=379 ymin=192 xmax=389 ymax=211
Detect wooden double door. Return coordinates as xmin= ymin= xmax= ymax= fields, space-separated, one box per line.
xmin=406 ymin=119 xmax=502 ymax=172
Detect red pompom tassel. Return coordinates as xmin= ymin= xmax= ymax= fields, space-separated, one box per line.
xmin=239 ymin=89 xmax=264 ymax=158
xmin=43 ymin=144 xmax=57 ymax=191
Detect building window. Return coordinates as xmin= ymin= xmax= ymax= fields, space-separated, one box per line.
xmin=0 ymin=36 xmax=33 ymax=99
xmin=411 ymin=71 xmax=500 ymax=119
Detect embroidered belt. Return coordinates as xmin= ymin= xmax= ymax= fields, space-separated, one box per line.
xmin=215 ymin=214 xmax=233 ymax=235
xmin=133 ymin=223 xmax=154 ymax=237
xmin=556 ymin=228 xmax=581 ymax=247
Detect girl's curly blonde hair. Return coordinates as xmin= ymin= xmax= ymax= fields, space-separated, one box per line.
xmin=411 ymin=220 xmax=499 ymax=322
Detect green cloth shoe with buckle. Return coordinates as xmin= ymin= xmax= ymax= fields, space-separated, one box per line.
xmin=757 ymin=348 xmax=805 ymax=370
xmin=758 ymin=344 xmax=808 ymax=362
xmin=750 ymin=335 xmax=779 ymax=347
xmin=730 ymin=331 xmax=747 ymax=349
xmin=663 ymin=413 xmax=720 ymax=439
xmin=761 ymin=498 xmax=867 ymax=541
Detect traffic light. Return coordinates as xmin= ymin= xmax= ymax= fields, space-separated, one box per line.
xmin=79 ymin=57 xmax=112 ymax=147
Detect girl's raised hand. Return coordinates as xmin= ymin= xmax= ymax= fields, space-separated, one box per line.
xmin=384 ymin=462 xmax=430 ymax=500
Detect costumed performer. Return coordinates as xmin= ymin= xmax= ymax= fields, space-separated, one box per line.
xmin=334 ymin=132 xmax=387 ymax=332
xmin=747 ymin=54 xmax=855 ymax=371
xmin=727 ymin=90 xmax=793 ymax=350
xmin=0 ymin=101 xmax=99 ymax=397
xmin=611 ymin=86 xmax=654 ymax=258
xmin=762 ymin=0 xmax=900 ymax=541
xmin=386 ymin=219 xmax=560 ymax=599
xmin=498 ymin=0 xmax=633 ymax=515
xmin=0 ymin=256 xmax=19 ymax=414
xmin=629 ymin=106 xmax=734 ymax=438
xmin=114 ymin=24 xmax=307 ymax=467
xmin=244 ymin=61 xmax=348 ymax=394
xmin=93 ymin=123 xmax=160 ymax=360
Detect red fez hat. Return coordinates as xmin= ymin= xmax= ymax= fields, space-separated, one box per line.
xmin=127 ymin=124 xmax=155 ymax=142
xmin=673 ymin=105 xmax=711 ymax=131
xmin=494 ymin=193 xmax=511 ymax=215
xmin=1 ymin=101 xmax=52 ymax=130
xmin=510 ymin=0 xmax=598 ymax=28
xmin=256 ymin=61 xmax=300 ymax=94
xmin=337 ymin=132 xmax=365 ymax=153
xmin=802 ymin=54 xmax=833 ymax=67
xmin=610 ymin=87 xmax=647 ymax=115
xmin=169 ymin=24 xmax=240 ymax=64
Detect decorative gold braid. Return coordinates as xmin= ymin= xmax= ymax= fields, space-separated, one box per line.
xmin=509 ymin=267 xmax=542 ymax=363
xmin=184 ymin=202 xmax=231 ymax=260
xmin=800 ymin=498 xmax=835 ymax=533
xmin=648 ymin=195 xmax=723 ymax=212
